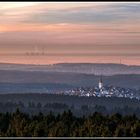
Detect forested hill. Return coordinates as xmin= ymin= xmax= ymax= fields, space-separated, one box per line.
xmin=0 ymin=62 xmax=140 ymax=75
xmin=0 ymin=94 xmax=140 ymax=117
xmin=0 ymin=109 xmax=140 ymax=137
xmin=0 ymin=70 xmax=139 ymax=89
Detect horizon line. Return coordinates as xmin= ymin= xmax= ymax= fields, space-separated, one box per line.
xmin=0 ymin=62 xmax=139 ymax=67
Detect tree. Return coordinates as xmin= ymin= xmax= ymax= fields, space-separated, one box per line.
xmin=28 ymin=102 xmax=35 ymax=108
xmin=37 ymin=103 xmax=42 ymax=108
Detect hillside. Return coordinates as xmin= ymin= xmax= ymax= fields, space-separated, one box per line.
xmin=0 ymin=63 xmax=140 ymax=75
xmin=0 ymin=70 xmax=139 ymax=94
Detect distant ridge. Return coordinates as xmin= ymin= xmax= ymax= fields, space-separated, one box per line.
xmin=0 ymin=62 xmax=139 ymax=76
xmin=0 ymin=62 xmax=137 ymax=66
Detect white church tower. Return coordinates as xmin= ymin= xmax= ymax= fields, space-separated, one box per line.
xmin=98 ymin=76 xmax=103 ymax=89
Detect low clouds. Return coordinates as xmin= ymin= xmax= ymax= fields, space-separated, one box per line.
xmin=25 ymin=8 xmax=121 ymax=24
xmin=0 ymin=2 xmax=140 ymax=24
xmin=22 ymin=2 xmax=140 ymax=24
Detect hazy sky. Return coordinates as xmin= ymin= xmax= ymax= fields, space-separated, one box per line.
xmin=0 ymin=2 xmax=140 ymax=65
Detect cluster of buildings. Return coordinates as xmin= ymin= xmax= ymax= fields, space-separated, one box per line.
xmin=62 ymin=77 xmax=140 ymax=100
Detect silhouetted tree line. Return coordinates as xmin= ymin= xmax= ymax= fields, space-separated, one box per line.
xmin=0 ymin=101 xmax=140 ymax=117
xmin=0 ymin=109 xmax=140 ymax=137
xmin=0 ymin=102 xmax=69 ymax=112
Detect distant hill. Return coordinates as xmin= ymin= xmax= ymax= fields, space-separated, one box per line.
xmin=0 ymin=93 xmax=140 ymax=117
xmin=0 ymin=63 xmax=139 ymax=93
xmin=0 ymin=70 xmax=139 ymax=94
xmin=0 ymin=62 xmax=140 ymax=76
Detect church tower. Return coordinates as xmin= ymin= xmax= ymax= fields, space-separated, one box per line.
xmin=98 ymin=76 xmax=103 ymax=89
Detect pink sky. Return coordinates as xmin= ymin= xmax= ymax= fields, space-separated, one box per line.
xmin=0 ymin=2 xmax=140 ymax=65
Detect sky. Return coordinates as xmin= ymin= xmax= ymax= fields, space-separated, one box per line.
xmin=0 ymin=2 xmax=140 ymax=65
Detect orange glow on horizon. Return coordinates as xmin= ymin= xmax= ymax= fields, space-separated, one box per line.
xmin=0 ymin=22 xmax=140 ymax=33
xmin=0 ymin=55 xmax=139 ymax=66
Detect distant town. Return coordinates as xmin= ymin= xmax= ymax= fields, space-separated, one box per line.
xmin=53 ymin=77 xmax=140 ymax=100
